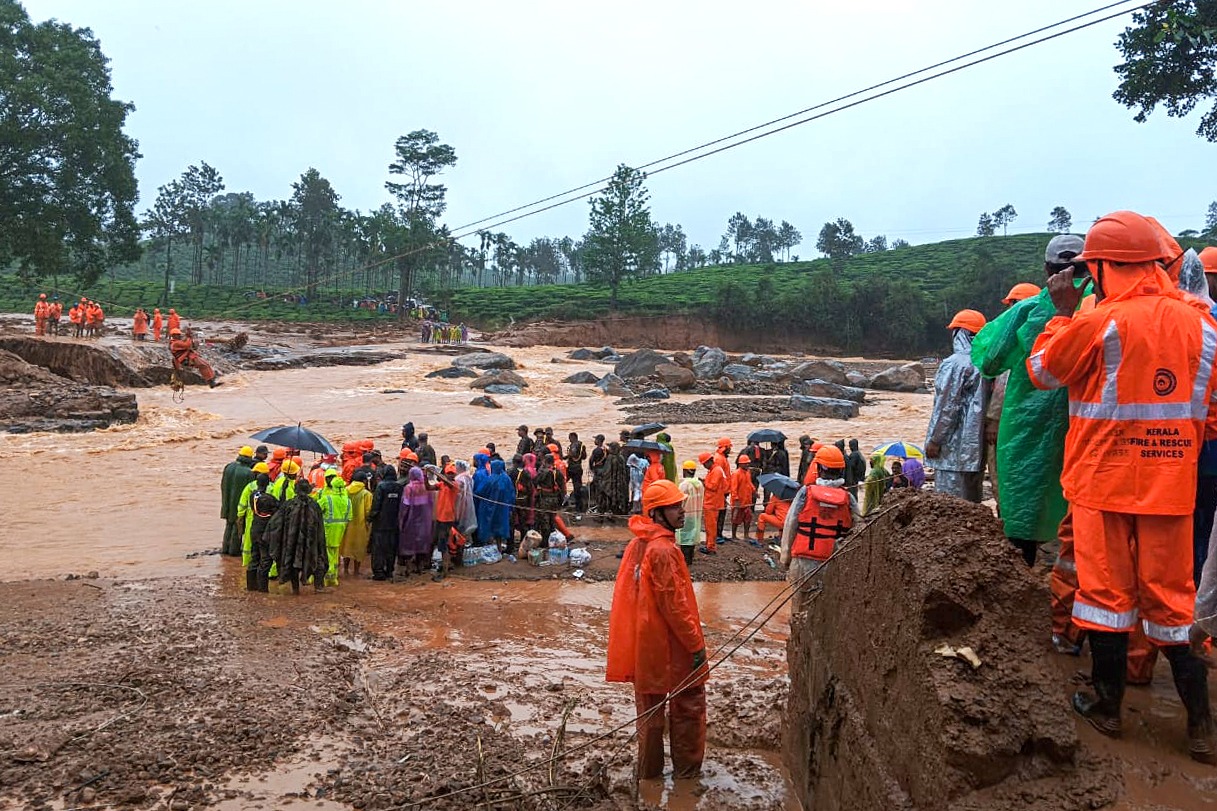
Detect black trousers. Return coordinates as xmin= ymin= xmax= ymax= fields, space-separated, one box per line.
xmin=569 ymin=468 xmax=585 ymax=512
xmin=222 ymin=520 xmax=243 ymax=556
xmin=681 ymin=545 xmax=694 ymax=566
xmin=370 ymin=529 xmax=398 ymax=579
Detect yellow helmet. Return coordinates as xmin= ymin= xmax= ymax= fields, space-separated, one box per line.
xmin=238 ymin=446 xmax=254 ymax=458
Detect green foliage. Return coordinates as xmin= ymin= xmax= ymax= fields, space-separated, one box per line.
xmin=448 ymin=232 xmax=1062 ymax=355
xmin=582 ymin=165 xmax=660 ymax=309
xmin=815 ymin=218 xmax=864 ymax=259
xmin=1114 ymin=1 xmax=1217 ymax=141
xmin=0 ymin=275 xmax=394 ymax=323
xmin=1048 ymin=206 xmax=1073 ymax=233
xmin=0 ymin=0 xmax=140 ymax=287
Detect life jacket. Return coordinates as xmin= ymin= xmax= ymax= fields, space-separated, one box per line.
xmin=791 ymin=485 xmax=852 ymax=561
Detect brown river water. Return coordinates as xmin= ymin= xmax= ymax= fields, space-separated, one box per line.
xmin=3 ymin=338 xmax=931 ymax=810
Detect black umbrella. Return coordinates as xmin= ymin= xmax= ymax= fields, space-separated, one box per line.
xmin=748 ymin=429 xmax=787 ymax=445
xmin=624 ymin=439 xmax=671 ymax=454
xmin=629 ymin=422 xmax=667 ymax=439
xmin=250 ymin=424 xmax=338 ymax=455
xmin=758 ymin=473 xmax=801 ymax=500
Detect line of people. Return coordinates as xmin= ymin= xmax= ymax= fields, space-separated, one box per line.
xmin=419 ymin=320 xmax=468 ymax=344
xmin=924 ymin=216 xmax=1217 ymax=764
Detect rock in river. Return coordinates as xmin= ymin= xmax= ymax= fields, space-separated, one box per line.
xmin=451 ymin=352 xmax=516 ymax=370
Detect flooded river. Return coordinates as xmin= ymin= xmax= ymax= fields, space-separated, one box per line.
xmin=2 ymin=338 xmax=932 ymax=809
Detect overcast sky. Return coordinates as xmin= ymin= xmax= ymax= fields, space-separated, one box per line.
xmin=22 ymin=0 xmax=1217 ymax=255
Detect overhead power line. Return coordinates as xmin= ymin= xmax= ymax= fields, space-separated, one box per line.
xmin=447 ymin=0 xmax=1148 ymax=237
xmin=213 ymin=0 xmax=1150 ymax=318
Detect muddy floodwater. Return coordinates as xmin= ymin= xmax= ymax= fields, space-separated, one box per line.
xmin=2 ymin=338 xmax=930 ymax=809
xmin=0 ymin=341 xmax=931 ymax=581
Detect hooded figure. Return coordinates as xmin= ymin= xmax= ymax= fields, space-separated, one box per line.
xmin=598 ymin=442 xmax=631 ymax=518
xmin=474 ymin=459 xmax=515 ymax=547
xmin=656 ymin=432 xmax=677 ymax=482
xmin=453 ymin=460 xmax=478 ymax=538
xmin=397 ymin=467 xmax=435 ymax=571
xmin=266 ymin=481 xmax=327 ymax=594
xmin=318 ymin=473 xmax=352 ymax=586
xmin=220 ymin=450 xmax=256 ymax=557
xmin=926 ymin=314 xmax=988 ymax=502
xmin=627 ymin=454 xmax=649 ymax=512
xmin=863 ymin=454 xmax=887 ymax=516
xmin=247 ymin=477 xmax=278 ymax=592
xmin=367 ymin=464 xmax=403 ymax=581
xmin=401 ymin=422 xmax=419 ymax=452
xmin=342 ymin=474 xmax=373 ymax=576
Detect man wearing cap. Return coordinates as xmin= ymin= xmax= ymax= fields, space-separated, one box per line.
xmin=607 ymin=479 xmax=708 ymax=781
xmin=925 ymin=309 xmax=989 ymax=502
xmin=973 ymin=237 xmax=1087 ymax=660
xmin=1028 ymin=211 xmax=1217 ymax=764
xmin=220 ymin=447 xmax=256 ymax=557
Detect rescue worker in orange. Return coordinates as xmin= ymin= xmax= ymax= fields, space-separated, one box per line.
xmin=47 ymin=298 xmax=61 ymax=335
xmin=729 ymin=454 xmax=756 ymax=540
xmin=152 ymin=308 xmax=163 ymax=342
xmin=780 ymin=444 xmax=859 ymax=598
xmin=33 ymin=294 xmax=49 ymax=336
xmin=606 ymin=479 xmax=708 ymax=782
xmin=755 ymin=492 xmax=793 ymax=543
xmin=1027 ymin=210 xmax=1217 ymax=763
xmin=68 ymin=302 xmax=83 ymax=338
xmin=169 ymin=327 xmax=222 ymax=388
xmin=132 ymin=308 xmax=148 ymax=341
xmin=699 ymin=452 xmax=727 ymax=555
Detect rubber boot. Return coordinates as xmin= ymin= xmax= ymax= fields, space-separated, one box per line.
xmin=257 ymin=570 xmax=270 ymax=593
xmin=1164 ymin=644 xmax=1217 ymax=765
xmin=245 ymin=569 xmax=258 ymax=592
xmin=1072 ymin=630 xmax=1127 ymax=738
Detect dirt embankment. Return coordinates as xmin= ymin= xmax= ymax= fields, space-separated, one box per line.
xmin=487 ymin=314 xmax=868 ymax=355
xmin=784 ymin=490 xmax=1122 ymax=811
xmin=0 ymin=348 xmax=138 ymax=433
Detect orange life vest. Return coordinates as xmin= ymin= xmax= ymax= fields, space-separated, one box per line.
xmin=791 ymin=485 xmax=852 ymax=561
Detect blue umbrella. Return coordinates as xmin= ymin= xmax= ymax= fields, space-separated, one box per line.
xmin=873 ymin=440 xmax=925 ymax=460
xmin=759 ymin=473 xmax=801 ymax=500
xmin=251 ymin=424 xmax=338 ymax=455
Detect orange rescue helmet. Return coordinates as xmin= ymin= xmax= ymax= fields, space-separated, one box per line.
xmin=399 ymin=448 xmax=418 ymax=462
xmin=697 ymin=451 xmax=713 ymax=464
xmin=947 ymin=309 xmax=987 ymax=335
xmin=717 ymin=437 xmax=732 ymax=449
xmin=642 ymin=479 xmax=686 ymax=514
xmin=1200 ymin=247 xmax=1217 ymax=275
xmin=1144 ymin=216 xmax=1184 ymax=280
xmin=169 ymin=328 xmax=183 ymax=337
xmin=272 ymin=448 xmax=287 ymax=460
xmin=813 ymin=445 xmax=846 ymax=469
xmin=1002 ymin=283 xmax=1041 ymax=305
xmin=38 ymin=293 xmax=46 ymax=299
xmin=1077 ymin=211 xmax=1167 ymax=264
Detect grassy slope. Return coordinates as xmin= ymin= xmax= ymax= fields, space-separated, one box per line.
xmin=447 ymin=233 xmax=1056 ymax=325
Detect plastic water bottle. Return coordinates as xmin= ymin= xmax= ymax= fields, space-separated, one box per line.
xmin=763 ymin=554 xmax=777 ymax=569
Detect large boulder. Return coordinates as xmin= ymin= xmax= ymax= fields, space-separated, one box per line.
xmin=797 ymin=379 xmax=866 ymax=403
xmin=740 ymin=353 xmax=775 ymax=367
xmin=671 ymin=352 xmax=695 ymax=371
xmin=426 ymin=365 xmax=480 ymax=380
xmin=470 ymin=370 xmax=528 ymax=390
xmin=469 ymin=395 xmax=501 ymax=409
xmin=870 ymin=363 xmax=927 ymax=393
xmin=484 ymin=384 xmax=521 ymax=395
xmin=563 ymin=371 xmax=601 ymax=384
xmin=639 ymin=388 xmax=671 ymax=400
xmin=692 ymin=346 xmax=728 ymax=379
xmin=789 ymin=359 xmax=850 ymax=386
xmin=614 ymin=348 xmax=671 ymax=380
xmin=593 ymin=346 xmax=618 ymax=359
xmin=655 ymin=363 xmax=696 ymax=390
xmin=788 ymin=395 xmax=859 ymax=419
xmin=568 ymin=348 xmax=595 ymax=360
xmin=847 ymin=371 xmax=871 ymax=388
xmin=451 ymin=352 xmax=516 ymax=371
xmin=722 ymin=363 xmax=757 ymax=382
xmin=596 ymin=374 xmax=634 ymax=397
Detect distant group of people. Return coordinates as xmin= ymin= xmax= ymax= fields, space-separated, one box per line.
xmin=32 ymin=294 xmax=109 ymax=339
xmin=923 ymin=216 xmax=1217 ymax=764
xmin=420 ymin=320 xmax=468 ymax=344
xmin=130 ymin=307 xmax=179 ymax=343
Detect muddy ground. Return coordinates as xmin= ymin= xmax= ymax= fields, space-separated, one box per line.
xmin=0 ymin=574 xmax=792 ymax=811
xmin=1 ymin=316 xmax=1210 ymax=810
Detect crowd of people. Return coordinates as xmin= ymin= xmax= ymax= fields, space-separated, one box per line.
xmin=31 ymin=295 xmax=112 ymax=338
xmin=922 ymin=213 xmax=1217 ymax=765
xmin=419 ymin=320 xmax=468 ymax=344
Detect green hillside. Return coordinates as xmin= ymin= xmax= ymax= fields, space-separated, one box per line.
xmin=4 ymin=232 xmax=1206 ymax=353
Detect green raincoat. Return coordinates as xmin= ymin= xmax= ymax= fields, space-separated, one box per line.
xmin=317 ymin=476 xmax=351 ymax=585
xmin=971 ymin=288 xmax=1069 ymax=542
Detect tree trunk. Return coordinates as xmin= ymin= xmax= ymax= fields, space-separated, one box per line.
xmin=162 ymin=236 xmax=173 ymax=306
